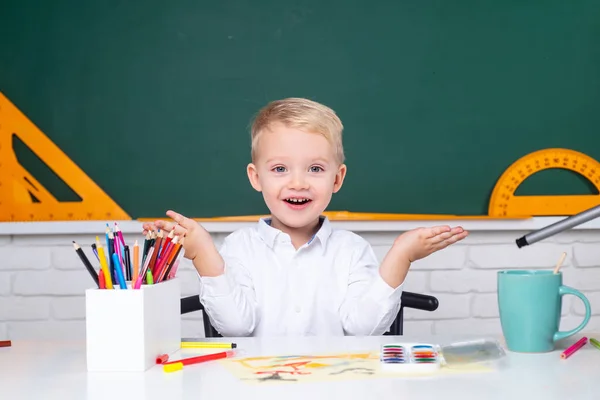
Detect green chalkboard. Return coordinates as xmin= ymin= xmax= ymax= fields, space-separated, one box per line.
xmin=2 ymin=0 xmax=600 ymax=218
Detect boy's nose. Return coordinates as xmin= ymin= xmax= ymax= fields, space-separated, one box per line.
xmin=289 ymin=173 xmax=309 ymax=190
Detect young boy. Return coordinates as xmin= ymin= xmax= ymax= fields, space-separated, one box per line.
xmin=143 ymin=98 xmax=468 ymax=336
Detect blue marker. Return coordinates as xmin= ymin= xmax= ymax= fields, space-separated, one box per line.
xmin=111 ymin=252 xmax=128 ymax=289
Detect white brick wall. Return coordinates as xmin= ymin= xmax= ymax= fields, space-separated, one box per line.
xmin=0 ymin=225 xmax=599 ymax=341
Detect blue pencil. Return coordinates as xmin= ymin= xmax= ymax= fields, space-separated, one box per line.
xmin=111 ymin=252 xmax=128 ymax=289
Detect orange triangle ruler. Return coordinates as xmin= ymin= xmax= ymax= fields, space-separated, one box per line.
xmin=0 ymin=92 xmax=131 ymax=221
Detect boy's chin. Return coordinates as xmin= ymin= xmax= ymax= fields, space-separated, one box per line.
xmin=272 ymin=213 xmax=321 ymax=229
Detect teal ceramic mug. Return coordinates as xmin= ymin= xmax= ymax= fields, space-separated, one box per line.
xmin=497 ymin=270 xmax=591 ymax=353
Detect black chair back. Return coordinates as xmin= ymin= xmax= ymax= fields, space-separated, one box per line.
xmin=181 ymin=291 xmax=438 ymax=337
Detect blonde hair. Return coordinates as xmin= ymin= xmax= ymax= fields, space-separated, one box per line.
xmin=250 ymin=97 xmax=345 ymax=164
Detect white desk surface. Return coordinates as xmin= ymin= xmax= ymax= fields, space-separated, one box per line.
xmin=1 ymin=333 xmax=598 ymax=400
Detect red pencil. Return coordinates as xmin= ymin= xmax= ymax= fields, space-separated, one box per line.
xmin=98 ymin=271 xmax=106 ymax=289
xmin=561 ymin=336 xmax=587 ymax=359
xmin=156 ymin=237 xmax=182 ymax=282
xmin=0 ymin=340 xmax=11 ymax=348
xmin=153 ymin=239 xmax=176 ymax=281
xmin=161 ymin=229 xmax=175 ymax=256
xmin=148 ymin=231 xmax=163 ymax=274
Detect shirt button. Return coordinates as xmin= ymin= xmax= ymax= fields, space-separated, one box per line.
xmin=295 ymin=305 xmax=301 ymax=313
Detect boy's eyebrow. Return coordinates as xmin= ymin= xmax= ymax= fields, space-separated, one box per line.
xmin=263 ymin=157 xmax=332 ymax=165
xmin=264 ymin=157 xmax=286 ymax=165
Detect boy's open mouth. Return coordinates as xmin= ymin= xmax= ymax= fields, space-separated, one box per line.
xmin=284 ymin=198 xmax=312 ymax=205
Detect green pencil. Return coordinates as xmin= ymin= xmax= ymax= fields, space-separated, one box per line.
xmin=589 ymin=338 xmax=600 ymax=350
xmin=146 ymin=269 xmax=154 ymax=285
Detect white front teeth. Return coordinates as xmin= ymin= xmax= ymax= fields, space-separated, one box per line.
xmin=287 ymin=198 xmax=309 ymax=203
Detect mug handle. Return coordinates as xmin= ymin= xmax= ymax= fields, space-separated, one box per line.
xmin=553 ymin=285 xmax=591 ymax=342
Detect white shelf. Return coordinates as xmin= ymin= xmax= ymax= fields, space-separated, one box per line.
xmin=1 ymin=216 xmax=599 ymax=235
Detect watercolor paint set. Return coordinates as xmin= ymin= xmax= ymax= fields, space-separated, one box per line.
xmin=380 ymin=339 xmax=506 ymax=373
xmin=380 ymin=343 xmax=441 ymax=372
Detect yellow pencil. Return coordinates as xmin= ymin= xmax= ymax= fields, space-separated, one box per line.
xmin=95 ymin=237 xmax=114 ymax=289
xmin=181 ymin=342 xmax=237 ymax=349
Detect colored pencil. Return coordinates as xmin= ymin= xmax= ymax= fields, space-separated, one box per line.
xmin=153 ymin=239 xmax=176 ymax=282
xmin=124 ymin=245 xmax=132 ymax=281
xmin=589 ymin=338 xmax=600 ymax=351
xmin=73 ymin=241 xmax=99 ymax=287
xmin=148 ymin=230 xmax=157 ymax=251
xmin=98 ymin=269 xmax=106 ymax=289
xmin=115 ymin=222 xmax=126 ymax=248
xmin=91 ymin=243 xmax=99 ymax=261
xmin=561 ymin=337 xmax=587 ymax=359
xmin=148 ymin=230 xmax=163 ymax=274
xmin=161 ymin=229 xmax=175 ymax=256
xmin=142 ymin=232 xmax=151 ymax=264
xmin=0 ymin=340 xmax=11 ymax=348
xmin=133 ymin=246 xmax=154 ymax=289
xmin=95 ymin=237 xmax=114 ymax=289
xmin=146 ymin=269 xmax=154 ymax=285
xmin=112 ymin=228 xmax=126 ymax=278
xmin=111 ymin=253 xmax=127 ymax=289
xmin=161 ymin=237 xmax=184 ymax=281
xmin=132 ymin=240 xmax=139 ymax=284
xmin=168 ymin=236 xmax=185 ymax=269
xmin=107 ymin=230 xmax=116 ymax=283
xmin=167 ymin=259 xmax=180 ymax=280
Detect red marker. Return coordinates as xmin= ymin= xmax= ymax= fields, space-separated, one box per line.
xmin=156 ymin=354 xmax=169 ymax=364
xmin=163 ymin=350 xmax=235 ymax=372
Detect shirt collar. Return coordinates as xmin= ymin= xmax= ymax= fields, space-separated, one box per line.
xmin=257 ymin=216 xmax=332 ymax=252
xmin=257 ymin=217 xmax=280 ymax=248
xmin=310 ymin=216 xmax=332 ymax=253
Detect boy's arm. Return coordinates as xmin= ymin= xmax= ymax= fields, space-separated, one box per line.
xmin=195 ymin=238 xmax=259 ymax=337
xmin=338 ymin=238 xmax=404 ymax=336
xmin=339 ymin=226 xmax=468 ymax=335
xmin=143 ymin=211 xmax=260 ymax=336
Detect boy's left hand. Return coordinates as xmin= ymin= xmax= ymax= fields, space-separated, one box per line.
xmin=392 ymin=225 xmax=468 ymax=263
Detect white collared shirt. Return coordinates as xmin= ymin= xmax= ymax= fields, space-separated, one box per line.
xmin=198 ymin=217 xmax=404 ymax=337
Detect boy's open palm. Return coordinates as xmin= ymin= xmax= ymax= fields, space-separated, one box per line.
xmin=142 ymin=210 xmax=212 ymax=261
xmin=393 ymin=225 xmax=468 ymax=262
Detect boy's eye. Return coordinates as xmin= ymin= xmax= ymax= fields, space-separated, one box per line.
xmin=309 ymin=166 xmax=323 ymax=173
xmin=273 ymin=166 xmax=287 ymax=173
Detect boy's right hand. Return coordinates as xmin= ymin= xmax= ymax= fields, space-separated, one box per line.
xmin=142 ymin=210 xmax=213 ymax=262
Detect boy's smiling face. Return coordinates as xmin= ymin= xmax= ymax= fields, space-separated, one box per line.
xmin=247 ymin=122 xmax=346 ymax=238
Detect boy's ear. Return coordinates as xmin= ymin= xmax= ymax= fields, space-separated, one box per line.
xmin=247 ymin=163 xmax=262 ymax=192
xmin=332 ymin=164 xmax=347 ymax=193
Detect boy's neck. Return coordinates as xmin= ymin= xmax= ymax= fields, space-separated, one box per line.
xmin=269 ymin=216 xmax=322 ymax=249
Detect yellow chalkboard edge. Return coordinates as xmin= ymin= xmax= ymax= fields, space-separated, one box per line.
xmin=137 ymin=211 xmax=532 ymax=223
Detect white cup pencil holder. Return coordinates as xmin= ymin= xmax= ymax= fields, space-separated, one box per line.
xmin=85 ymin=278 xmax=181 ymax=372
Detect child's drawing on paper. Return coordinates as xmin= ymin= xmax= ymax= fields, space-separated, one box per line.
xmin=220 ymin=352 xmax=381 ymax=384
xmin=220 ymin=351 xmax=493 ymax=385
